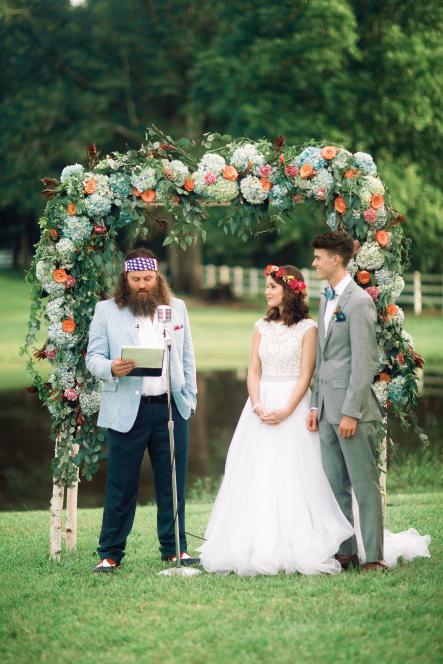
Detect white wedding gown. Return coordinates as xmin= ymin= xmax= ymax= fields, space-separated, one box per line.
xmin=198 ymin=318 xmax=431 ymax=576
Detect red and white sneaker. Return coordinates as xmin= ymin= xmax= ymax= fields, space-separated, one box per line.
xmin=94 ymin=558 xmax=121 ymax=573
xmin=161 ymin=552 xmax=200 ymax=566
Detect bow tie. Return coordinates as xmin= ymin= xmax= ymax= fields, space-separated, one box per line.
xmin=323 ymin=286 xmax=337 ymax=301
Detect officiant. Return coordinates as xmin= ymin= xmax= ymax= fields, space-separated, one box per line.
xmin=86 ymin=248 xmax=197 ymax=572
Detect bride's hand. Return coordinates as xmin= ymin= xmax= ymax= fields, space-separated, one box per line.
xmin=260 ymin=408 xmax=290 ymax=426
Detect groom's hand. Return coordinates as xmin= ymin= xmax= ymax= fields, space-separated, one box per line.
xmin=307 ymin=410 xmax=318 ymax=432
xmin=339 ymin=415 xmax=358 ymax=438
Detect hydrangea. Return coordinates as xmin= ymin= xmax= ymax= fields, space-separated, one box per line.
xmin=230 ymin=144 xmax=265 ymax=171
xmin=293 ymin=176 xmax=313 ymax=194
xmin=45 ymin=281 xmax=66 ymax=297
xmin=240 ymin=175 xmax=269 ymax=204
xmin=347 ymin=257 xmax=358 ymax=277
xmin=52 ymin=366 xmax=76 ymax=390
xmin=374 ymin=208 xmax=387 ymax=228
xmin=63 ymin=216 xmax=92 ymax=244
xmin=387 ymin=376 xmax=408 ymax=406
xmin=356 ymin=241 xmax=385 ymax=271
xmin=362 ymin=175 xmax=384 ymax=195
xmin=402 ymin=330 xmax=414 ymax=347
xmin=354 ymin=152 xmax=377 ymax=175
xmin=45 ymin=297 xmax=66 ymax=322
xmin=130 ymin=167 xmax=157 ymax=191
xmin=56 ymin=238 xmax=76 ymax=265
xmin=296 ymin=147 xmax=326 ymax=170
xmin=377 ymin=347 xmax=389 ymax=372
xmin=360 ymin=188 xmax=372 ymax=207
xmin=79 ymin=390 xmax=102 ymax=416
xmin=197 ymin=153 xmax=226 ymax=175
xmin=36 ymin=260 xmax=54 ymax=285
xmin=192 ymin=171 xmax=210 ymax=197
xmin=372 ymin=380 xmax=389 ymax=406
xmin=311 ymin=168 xmax=334 ymax=194
xmin=326 ymin=212 xmax=339 ymax=231
xmin=206 ymin=179 xmax=239 ymax=202
xmin=269 ymin=184 xmax=289 ymax=209
xmin=109 ymin=173 xmax=132 ymax=199
xmin=84 ymin=193 xmax=112 ymax=217
xmin=390 ymin=306 xmax=405 ymax=325
xmin=165 ymin=159 xmax=190 ymax=186
xmin=60 ymin=164 xmax=84 ymax=183
xmin=334 ymin=149 xmax=351 ymax=169
xmin=47 ymin=322 xmax=79 ymax=348
xmin=375 ymin=270 xmax=405 ymax=301
xmin=118 ymin=202 xmax=137 ymax=225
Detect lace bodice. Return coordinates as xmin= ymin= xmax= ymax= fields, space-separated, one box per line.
xmin=255 ymin=318 xmax=318 ymax=379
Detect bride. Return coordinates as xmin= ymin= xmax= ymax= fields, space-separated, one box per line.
xmin=198 ymin=265 xmax=431 ymax=576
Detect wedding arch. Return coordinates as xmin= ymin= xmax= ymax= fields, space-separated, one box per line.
xmin=22 ymin=126 xmax=424 ymax=558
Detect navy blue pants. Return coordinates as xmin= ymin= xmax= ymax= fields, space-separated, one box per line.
xmin=97 ymin=399 xmax=189 ymax=562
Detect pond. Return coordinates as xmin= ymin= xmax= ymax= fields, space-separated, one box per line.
xmin=0 ymin=370 xmax=441 ymax=510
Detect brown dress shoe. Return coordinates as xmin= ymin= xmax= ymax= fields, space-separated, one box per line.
xmin=335 ymin=553 xmax=360 ymax=571
xmin=362 ymin=560 xmax=388 ymax=572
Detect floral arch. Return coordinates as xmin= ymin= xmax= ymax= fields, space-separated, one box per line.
xmin=22 ymin=127 xmax=424 ymax=554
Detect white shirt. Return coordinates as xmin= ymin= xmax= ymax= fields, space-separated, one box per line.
xmin=136 ymin=311 xmax=168 ymax=396
xmin=323 ymin=273 xmax=352 ymax=336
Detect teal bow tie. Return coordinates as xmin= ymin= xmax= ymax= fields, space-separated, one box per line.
xmin=323 ymin=286 xmax=336 ymax=301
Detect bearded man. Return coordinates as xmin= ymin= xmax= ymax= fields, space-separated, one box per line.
xmin=86 ymin=248 xmax=197 ymax=572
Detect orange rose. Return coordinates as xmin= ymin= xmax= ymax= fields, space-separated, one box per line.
xmin=357 ymin=270 xmax=371 ymax=285
xmin=385 ymin=304 xmax=398 ymax=319
xmin=184 ymin=177 xmax=195 ymax=192
xmin=84 ymin=179 xmax=97 ymax=195
xmin=141 ymin=189 xmax=156 ymax=203
xmin=379 ymin=372 xmax=391 ymax=383
xmin=67 ymin=202 xmax=77 ymax=216
xmin=52 ymin=269 xmax=68 ymax=283
xmin=375 ymin=230 xmax=390 ymax=247
xmin=132 ymin=188 xmax=142 ymax=197
xmin=371 ymin=193 xmax=384 ymax=209
xmin=222 ymin=165 xmax=238 ymax=181
xmin=321 ymin=146 xmax=338 ymax=160
xmin=300 ymin=163 xmax=314 ymax=179
xmin=48 ymin=229 xmax=58 ymax=240
xmin=260 ymin=177 xmax=272 ymax=191
xmin=344 ymin=169 xmax=360 ymax=179
xmin=334 ymin=196 xmax=347 ymax=214
xmin=62 ymin=318 xmax=76 ymax=333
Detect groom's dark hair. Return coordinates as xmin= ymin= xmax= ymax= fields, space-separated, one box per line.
xmin=311 ymin=231 xmax=355 ymax=266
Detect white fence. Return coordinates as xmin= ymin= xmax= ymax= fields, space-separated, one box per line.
xmin=202 ymin=265 xmax=443 ymax=314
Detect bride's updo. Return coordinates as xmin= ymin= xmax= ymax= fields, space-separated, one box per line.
xmin=264 ymin=265 xmax=310 ymax=326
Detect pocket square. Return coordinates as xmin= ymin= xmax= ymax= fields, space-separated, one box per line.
xmin=174 ymin=324 xmax=184 ymax=331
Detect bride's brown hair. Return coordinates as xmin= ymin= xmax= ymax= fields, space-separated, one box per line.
xmin=264 ymin=265 xmax=310 ymax=326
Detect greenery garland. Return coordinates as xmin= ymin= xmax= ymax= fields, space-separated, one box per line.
xmin=21 ymin=127 xmax=426 ymax=487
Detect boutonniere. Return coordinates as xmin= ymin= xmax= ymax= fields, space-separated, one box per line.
xmin=174 ymin=324 xmax=184 ymax=331
xmin=333 ymin=306 xmax=346 ymax=322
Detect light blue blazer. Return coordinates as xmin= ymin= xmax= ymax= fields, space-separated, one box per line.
xmin=86 ymin=297 xmax=197 ymax=432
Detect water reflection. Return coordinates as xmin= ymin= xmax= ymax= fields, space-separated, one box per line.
xmin=0 ymin=371 xmax=441 ymax=510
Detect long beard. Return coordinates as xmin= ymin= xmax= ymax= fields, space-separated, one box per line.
xmin=127 ymin=287 xmax=163 ymax=317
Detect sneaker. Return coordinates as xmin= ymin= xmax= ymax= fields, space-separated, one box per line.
xmin=161 ymin=552 xmax=200 ymax=566
xmin=94 ymin=557 xmax=121 ymax=573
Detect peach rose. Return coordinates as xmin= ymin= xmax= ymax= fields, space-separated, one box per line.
xmin=385 ymin=304 xmax=398 ymax=319
xmin=375 ymin=230 xmax=391 ymax=247
xmin=357 ymin=270 xmax=371 ymax=285
xmin=52 ymin=269 xmax=68 ymax=283
xmin=141 ymin=189 xmax=156 ymax=203
xmin=222 ymin=165 xmax=238 ymax=181
xmin=84 ymin=179 xmax=97 ymax=195
xmin=260 ymin=177 xmax=272 ymax=191
xmin=67 ymin=202 xmax=77 ymax=216
xmin=344 ymin=169 xmax=360 ymax=179
xmin=334 ymin=196 xmax=347 ymax=214
xmin=321 ymin=146 xmax=338 ymax=160
xmin=379 ymin=372 xmax=391 ymax=383
xmin=132 ymin=188 xmax=142 ymax=197
xmin=300 ymin=163 xmax=314 ymax=179
xmin=371 ymin=193 xmax=384 ymax=209
xmin=184 ymin=177 xmax=195 ymax=192
xmin=62 ymin=318 xmax=76 ymax=333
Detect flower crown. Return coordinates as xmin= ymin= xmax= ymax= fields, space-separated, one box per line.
xmin=264 ymin=265 xmax=307 ymax=295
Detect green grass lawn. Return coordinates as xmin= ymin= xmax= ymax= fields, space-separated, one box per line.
xmin=1 ymin=270 xmax=442 ymax=391
xmin=0 ymin=493 xmax=440 ymax=664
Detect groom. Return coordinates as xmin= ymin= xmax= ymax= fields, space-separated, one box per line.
xmin=307 ymin=231 xmax=386 ymax=571
xmin=86 ymin=248 xmax=197 ymax=572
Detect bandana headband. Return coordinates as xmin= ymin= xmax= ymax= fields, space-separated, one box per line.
xmin=264 ymin=264 xmax=307 ymax=295
xmin=125 ymin=257 xmax=158 ymax=272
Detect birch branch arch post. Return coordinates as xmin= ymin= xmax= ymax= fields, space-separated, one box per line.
xmin=22 ymin=127 xmax=425 ymax=560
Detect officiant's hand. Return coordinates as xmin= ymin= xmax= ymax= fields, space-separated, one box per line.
xmin=339 ymin=415 xmax=358 ymax=438
xmin=111 ymin=358 xmax=136 ymax=377
xmin=261 ymin=409 xmax=290 ymax=426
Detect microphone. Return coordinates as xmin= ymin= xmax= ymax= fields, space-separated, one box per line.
xmin=157 ymin=305 xmax=172 ymax=344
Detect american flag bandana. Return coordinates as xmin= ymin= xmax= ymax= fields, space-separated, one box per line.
xmin=124 ymin=257 xmax=158 ymax=272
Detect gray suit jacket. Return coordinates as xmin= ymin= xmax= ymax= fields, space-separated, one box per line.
xmin=310 ymin=280 xmax=384 ymax=424
xmin=86 ymin=297 xmax=197 ymax=431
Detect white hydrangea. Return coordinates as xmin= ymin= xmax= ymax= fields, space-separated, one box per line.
xmin=166 ymin=159 xmax=190 ymax=186
xmin=63 ymin=216 xmax=92 ymax=244
xmin=401 ymin=330 xmax=414 ymax=347
xmin=56 ymin=238 xmax=76 ymax=264
xmin=60 ymin=164 xmax=84 ymax=183
xmin=347 ymin=257 xmax=358 ymax=277
xmin=230 ymin=144 xmax=265 ymax=171
xmin=240 ymin=175 xmax=269 ymax=204
xmin=311 ymin=169 xmax=334 ymax=193
xmin=197 ymin=153 xmax=226 ymax=175
xmin=130 ymin=167 xmax=157 ymax=191
xmin=79 ymin=390 xmax=102 ymax=416
xmin=372 ymin=380 xmax=388 ymax=406
xmin=356 ymin=241 xmax=385 ymax=271
xmin=362 ymin=175 xmax=384 ymax=195
xmin=360 ymin=188 xmax=372 ymax=207
xmin=206 ymin=179 xmax=239 ymax=202
xmin=47 ymin=322 xmax=78 ymax=348
xmin=45 ymin=297 xmax=66 ymax=322
xmin=192 ymin=171 xmax=210 ymax=197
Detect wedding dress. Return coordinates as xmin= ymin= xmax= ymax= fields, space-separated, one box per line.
xmin=198 ymin=318 xmax=431 ymax=576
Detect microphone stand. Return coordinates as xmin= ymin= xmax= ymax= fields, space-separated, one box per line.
xmin=158 ymin=324 xmax=201 ymax=577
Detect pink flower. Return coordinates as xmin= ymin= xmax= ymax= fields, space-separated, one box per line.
xmin=45 ymin=347 xmax=57 ymax=360
xmin=64 ymin=388 xmax=78 ymax=401
xmin=363 ymin=208 xmax=377 ymax=224
xmin=65 ymin=275 xmax=76 ymax=289
xmin=204 ymin=172 xmax=217 ymax=185
xmin=293 ymin=194 xmax=304 ymax=204
xmin=315 ymin=188 xmax=326 ymax=200
xmin=93 ymin=225 xmax=107 ymax=235
xmin=366 ymin=286 xmax=380 ymax=300
xmin=284 ymin=165 xmax=299 ymax=177
xmin=354 ymin=240 xmax=361 ymax=253
xmin=259 ymin=164 xmax=272 ymax=178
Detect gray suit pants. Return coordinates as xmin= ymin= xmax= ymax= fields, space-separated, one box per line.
xmin=319 ymin=419 xmax=384 ymax=562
